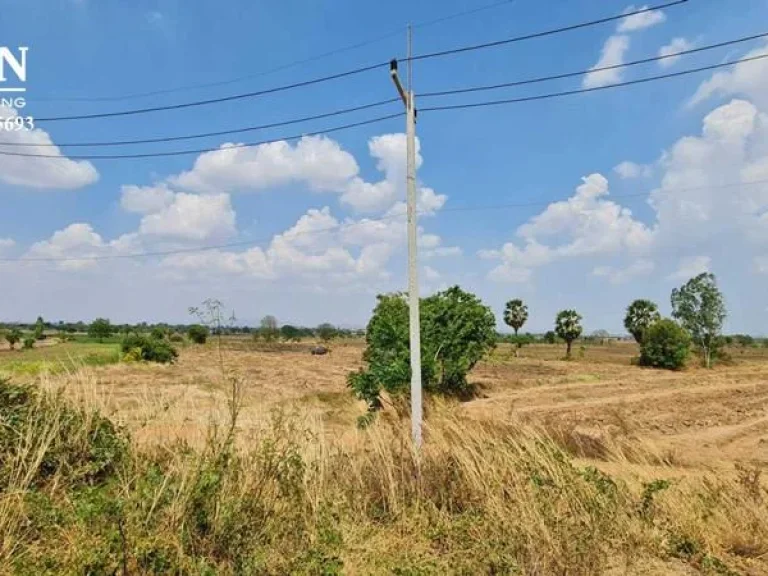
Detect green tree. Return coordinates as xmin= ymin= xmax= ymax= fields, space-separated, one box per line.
xmin=624 ymin=299 xmax=661 ymax=345
xmin=555 ymin=310 xmax=583 ymax=359
xmin=260 ymin=315 xmax=280 ymax=343
xmin=4 ymin=329 xmax=21 ymax=350
xmin=316 ymin=323 xmax=337 ymax=343
xmin=671 ymin=273 xmax=726 ymax=369
xmin=639 ymin=319 xmax=691 ymax=370
xmin=121 ymin=334 xmax=178 ymax=364
xmin=543 ymin=330 xmax=557 ymax=345
xmin=22 ymin=337 xmax=35 ymax=350
xmin=34 ymin=316 xmax=45 ymax=340
xmin=150 ymin=327 xmax=166 ymax=340
xmin=349 ymin=286 xmax=496 ymax=413
xmin=88 ymin=318 xmax=114 ymax=343
xmin=503 ymin=299 xmax=529 ymax=357
xmin=280 ymin=325 xmax=302 ymax=342
xmin=187 ymin=324 xmax=209 ymax=345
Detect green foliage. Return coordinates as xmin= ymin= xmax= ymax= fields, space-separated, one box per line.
xmin=543 ymin=330 xmax=557 ymax=345
xmin=316 ymin=323 xmax=337 ymax=343
xmin=503 ymin=299 xmax=528 ymax=335
xmin=88 ymin=318 xmax=114 ymax=343
xmin=120 ymin=334 xmax=178 ymax=364
xmin=259 ymin=315 xmax=280 ymax=343
xmin=22 ymin=337 xmax=35 ymax=350
xmin=4 ymin=328 xmax=21 ymax=350
xmin=34 ymin=316 xmax=45 ymax=340
xmin=150 ymin=326 xmax=166 ymax=340
xmin=639 ymin=319 xmax=691 ymax=370
xmin=555 ymin=310 xmax=583 ymax=359
xmin=348 ymin=286 xmax=497 ymax=411
xmin=671 ymin=273 xmax=726 ymax=369
xmin=624 ymin=299 xmax=661 ymax=344
xmin=169 ymin=333 xmax=185 ymax=343
xmin=187 ymin=324 xmax=209 ymax=345
xmin=280 ymin=325 xmax=302 ymax=342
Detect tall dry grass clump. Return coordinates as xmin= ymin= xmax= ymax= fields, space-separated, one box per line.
xmin=0 ymin=372 xmax=766 ymax=574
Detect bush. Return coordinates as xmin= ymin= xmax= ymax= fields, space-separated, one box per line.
xmin=348 ymin=286 xmax=496 ymax=412
xmin=22 ymin=337 xmax=34 ymax=350
xmin=120 ymin=334 xmax=178 ymax=364
xmin=187 ymin=324 xmax=209 ymax=345
xmin=169 ymin=333 xmax=184 ymax=343
xmin=639 ymin=319 xmax=691 ymax=370
xmin=150 ymin=327 xmax=166 ymax=340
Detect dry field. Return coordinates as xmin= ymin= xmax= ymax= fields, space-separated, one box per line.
xmin=24 ymin=338 xmax=768 ymax=474
xmin=4 ymin=338 xmax=768 ymax=574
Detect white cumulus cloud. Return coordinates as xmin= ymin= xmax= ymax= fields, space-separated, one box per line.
xmin=617 ymin=5 xmax=667 ymax=32
xmin=658 ymin=37 xmax=693 ymax=68
xmin=583 ymin=35 xmax=631 ymax=89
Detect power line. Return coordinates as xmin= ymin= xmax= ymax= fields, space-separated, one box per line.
xmin=4 ymin=52 xmax=763 ymax=161
xmin=0 ymin=98 xmax=400 ymax=147
xmin=0 ymin=113 xmax=403 ymax=160
xmin=420 ymin=31 xmax=768 ymax=98
xmin=10 ymin=30 xmax=763 ymax=150
xmin=410 ymin=0 xmax=688 ymax=62
xmin=34 ymin=63 xmax=386 ymax=123
xmin=5 ymin=177 xmax=767 ymax=264
xmin=33 ymin=1 xmax=685 ymax=123
xmin=34 ymin=0 xmax=518 ymax=104
xmin=419 ymin=53 xmax=768 ymax=112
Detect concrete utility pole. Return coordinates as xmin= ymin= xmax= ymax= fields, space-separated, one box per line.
xmin=390 ymin=25 xmax=423 ymax=449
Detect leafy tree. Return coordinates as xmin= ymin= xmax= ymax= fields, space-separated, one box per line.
xmin=734 ymin=334 xmax=755 ymax=348
xmin=639 ymin=319 xmax=691 ymax=370
xmin=503 ymin=299 xmax=529 ymax=357
xmin=624 ymin=300 xmax=661 ymax=345
xmin=34 ymin=316 xmax=45 ymax=340
xmin=22 ymin=337 xmax=35 ymax=350
xmin=671 ymin=273 xmax=726 ymax=368
xmin=4 ymin=329 xmax=21 ymax=350
xmin=316 ymin=323 xmax=337 ymax=343
xmin=280 ymin=325 xmax=302 ymax=342
xmin=555 ymin=310 xmax=583 ymax=359
xmin=150 ymin=327 xmax=166 ymax=340
xmin=509 ymin=333 xmax=535 ymax=355
xmin=543 ymin=330 xmax=557 ymax=345
xmin=260 ymin=315 xmax=280 ymax=343
xmin=348 ymin=286 xmax=497 ymax=413
xmin=121 ymin=334 xmax=178 ymax=364
xmin=187 ymin=324 xmax=209 ymax=345
xmin=88 ymin=318 xmax=114 ymax=343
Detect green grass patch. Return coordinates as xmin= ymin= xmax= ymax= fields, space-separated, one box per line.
xmin=0 ymin=342 xmax=121 ymax=377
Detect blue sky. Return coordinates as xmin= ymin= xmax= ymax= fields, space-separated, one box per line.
xmin=1 ymin=0 xmax=768 ymax=334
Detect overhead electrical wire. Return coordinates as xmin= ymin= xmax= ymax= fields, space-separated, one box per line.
xmin=419 ymin=53 xmax=768 ymax=112
xmin=32 ymin=1 xmax=686 ymax=123
xmin=0 ymin=113 xmax=404 ymax=160
xmin=0 ymin=98 xmax=401 ymax=147
xmin=419 ymin=30 xmax=768 ymax=98
xmin=4 ymin=30 xmax=764 ymax=149
xmin=4 ymin=177 xmax=767 ymax=264
xmin=3 ymin=52 xmax=764 ymax=161
xmin=34 ymin=0 xmax=518 ymax=103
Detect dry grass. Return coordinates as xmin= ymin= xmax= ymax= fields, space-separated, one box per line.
xmin=2 ymin=339 xmax=768 ymax=573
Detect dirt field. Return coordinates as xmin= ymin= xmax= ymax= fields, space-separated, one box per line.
xmin=12 ymin=337 xmax=766 ymax=477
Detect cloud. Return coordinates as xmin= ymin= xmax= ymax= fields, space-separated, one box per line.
xmin=171 ymin=136 xmax=359 ymax=194
xmin=138 ymin=193 xmax=237 ymax=241
xmin=0 ymin=106 xmax=98 ymax=190
xmin=689 ymin=42 xmax=768 ymax=109
xmin=669 ymin=255 xmax=711 ymax=280
xmin=0 ymin=238 xmax=15 ymax=252
xmin=487 ymin=264 xmax=532 ymax=284
xmin=614 ymin=160 xmax=653 ymax=179
xmin=146 ymin=11 xmax=163 ymax=25
xmin=583 ymin=35 xmax=631 ymax=89
xmin=482 ymin=174 xmax=652 ymax=282
xmin=593 ymin=259 xmax=654 ymax=284
xmin=658 ymin=37 xmax=693 ymax=68
xmin=423 ymin=266 xmax=440 ymax=280
xmin=26 ymin=223 xmax=106 ymax=270
xmin=120 ymin=184 xmax=175 ymax=214
xmin=616 ymin=5 xmax=667 ymax=32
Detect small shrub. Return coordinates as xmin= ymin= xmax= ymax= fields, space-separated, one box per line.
xmin=639 ymin=319 xmax=691 ymax=370
xmin=169 ymin=333 xmax=184 ymax=343
xmin=120 ymin=334 xmax=178 ymax=364
xmin=150 ymin=327 xmax=166 ymax=340
xmin=187 ymin=324 xmax=209 ymax=345
xmin=22 ymin=337 xmax=35 ymax=350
